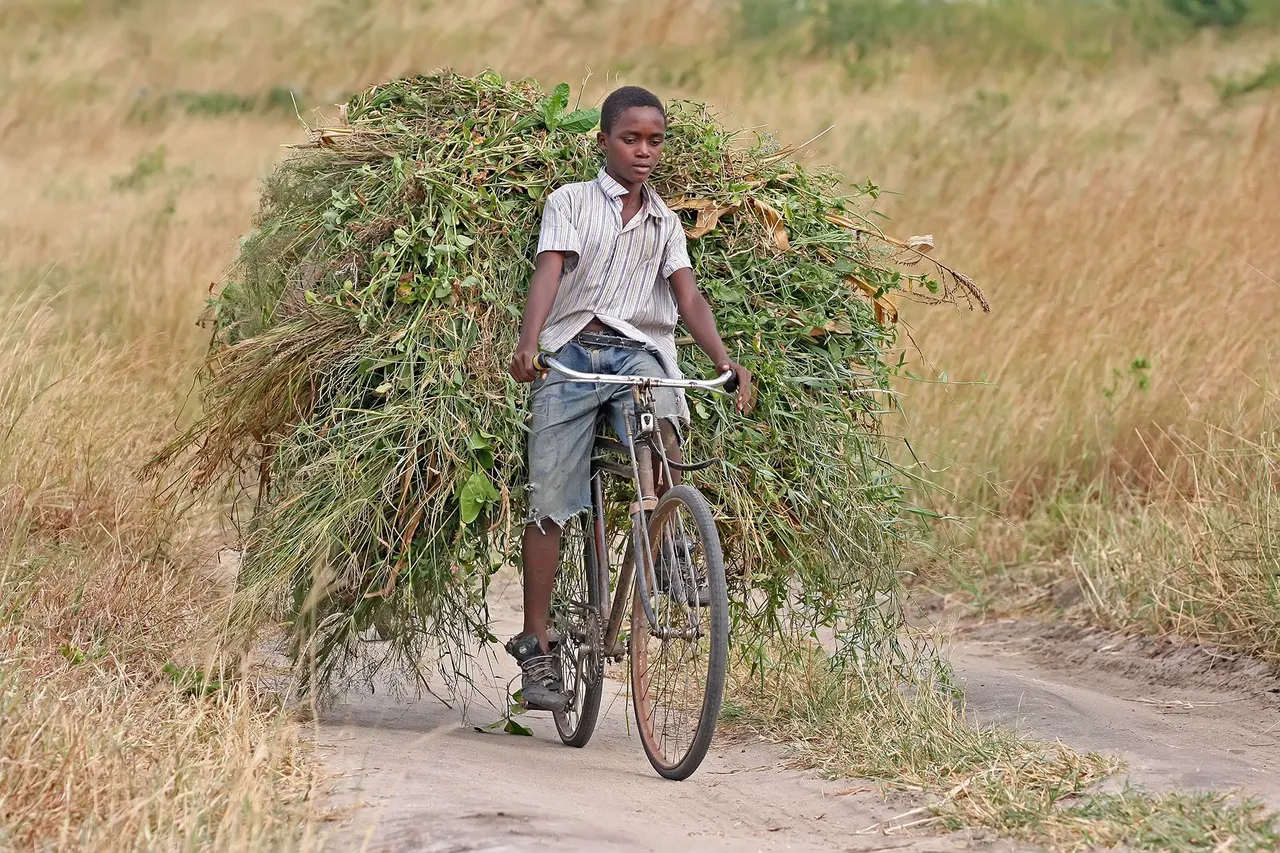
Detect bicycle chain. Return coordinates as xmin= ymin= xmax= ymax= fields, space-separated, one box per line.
xmin=583 ymin=604 xmax=604 ymax=687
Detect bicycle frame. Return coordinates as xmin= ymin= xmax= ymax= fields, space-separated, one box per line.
xmin=597 ymin=386 xmax=661 ymax=659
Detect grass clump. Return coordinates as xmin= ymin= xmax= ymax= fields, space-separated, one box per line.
xmin=940 ymin=411 xmax=1280 ymax=665
xmin=151 ymin=69 xmax=985 ymax=696
xmin=1214 ymin=56 xmax=1280 ymax=100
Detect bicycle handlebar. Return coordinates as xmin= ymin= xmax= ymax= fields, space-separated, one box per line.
xmin=532 ymin=353 xmax=738 ymax=393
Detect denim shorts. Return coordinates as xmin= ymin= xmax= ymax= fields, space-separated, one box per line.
xmin=525 ymin=340 xmax=681 ymax=527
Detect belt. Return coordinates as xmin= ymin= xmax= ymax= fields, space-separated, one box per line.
xmin=573 ymin=330 xmax=648 ymax=351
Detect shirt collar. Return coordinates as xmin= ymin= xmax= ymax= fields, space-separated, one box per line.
xmin=594 ymin=168 xmax=671 ymax=220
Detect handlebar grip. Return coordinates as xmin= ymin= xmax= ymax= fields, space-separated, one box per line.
xmin=723 ymin=370 xmax=739 ymax=394
xmin=531 ymin=352 xmax=550 ymax=372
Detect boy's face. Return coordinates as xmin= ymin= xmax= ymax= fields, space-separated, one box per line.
xmin=598 ymin=106 xmax=666 ymax=186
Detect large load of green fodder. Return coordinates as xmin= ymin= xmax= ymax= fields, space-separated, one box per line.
xmin=153 ymin=70 xmax=985 ymax=695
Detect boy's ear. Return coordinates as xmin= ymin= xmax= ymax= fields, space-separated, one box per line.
xmin=595 ymin=130 xmax=607 ymax=150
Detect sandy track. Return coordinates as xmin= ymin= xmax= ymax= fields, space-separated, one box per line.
xmin=318 ymin=576 xmax=1009 ymax=853
xmin=950 ymin=619 xmax=1280 ymax=805
xmin=316 ymin=580 xmax=1278 ymax=852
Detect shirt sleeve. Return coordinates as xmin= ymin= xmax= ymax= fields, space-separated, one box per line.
xmin=536 ymin=189 xmax=582 ymax=273
xmin=661 ymin=218 xmax=692 ymax=280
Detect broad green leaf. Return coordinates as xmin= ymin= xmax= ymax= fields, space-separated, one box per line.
xmin=558 ymin=108 xmax=600 ymax=134
xmin=542 ymin=82 xmax=570 ymax=128
xmin=504 ymin=718 xmax=533 ymax=736
xmin=468 ymin=430 xmax=495 ymax=469
xmin=458 ymin=470 xmax=499 ymax=524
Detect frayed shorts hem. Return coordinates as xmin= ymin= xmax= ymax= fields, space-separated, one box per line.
xmin=522 ymin=506 xmax=589 ymax=532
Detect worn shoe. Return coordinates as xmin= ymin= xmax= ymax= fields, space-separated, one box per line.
xmin=504 ymin=633 xmax=568 ymax=713
xmin=655 ymin=536 xmax=711 ymax=607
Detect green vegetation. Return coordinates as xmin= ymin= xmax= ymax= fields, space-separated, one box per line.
xmin=127 ymin=87 xmax=304 ymax=123
xmin=151 ymin=70 xmax=985 ymax=695
xmin=737 ymin=0 xmax=1280 ymax=71
xmin=1215 ymin=55 xmax=1280 ymax=98
xmin=111 ymin=145 xmax=167 ymax=191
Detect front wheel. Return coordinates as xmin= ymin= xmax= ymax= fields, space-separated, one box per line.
xmin=629 ymin=484 xmax=729 ymax=780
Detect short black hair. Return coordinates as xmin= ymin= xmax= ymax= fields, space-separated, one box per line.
xmin=600 ymin=86 xmax=665 ymax=134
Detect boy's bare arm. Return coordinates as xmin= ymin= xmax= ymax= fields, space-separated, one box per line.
xmin=669 ymin=269 xmax=754 ymax=413
xmin=510 ymin=251 xmax=567 ymax=383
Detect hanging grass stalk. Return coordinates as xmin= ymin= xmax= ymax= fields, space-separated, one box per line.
xmin=150 ymin=70 xmax=985 ymax=696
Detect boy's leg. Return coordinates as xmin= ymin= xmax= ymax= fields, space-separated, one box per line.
xmin=520 ymin=521 xmax=561 ymax=652
xmin=521 ymin=342 xmax=600 ymax=655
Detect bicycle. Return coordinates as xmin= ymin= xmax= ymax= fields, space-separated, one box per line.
xmin=530 ymin=351 xmax=736 ymax=780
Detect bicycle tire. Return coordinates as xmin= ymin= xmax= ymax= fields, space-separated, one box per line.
xmin=629 ymin=484 xmax=729 ymax=780
xmin=553 ymin=514 xmax=605 ymax=747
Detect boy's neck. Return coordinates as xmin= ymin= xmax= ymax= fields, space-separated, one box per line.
xmin=604 ymin=164 xmax=646 ymax=198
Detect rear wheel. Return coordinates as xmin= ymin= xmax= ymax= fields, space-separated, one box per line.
xmin=629 ymin=484 xmax=728 ymax=780
xmin=552 ymin=514 xmax=604 ymax=747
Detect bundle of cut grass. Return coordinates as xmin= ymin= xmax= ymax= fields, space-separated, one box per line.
xmin=153 ymin=70 xmax=984 ymax=694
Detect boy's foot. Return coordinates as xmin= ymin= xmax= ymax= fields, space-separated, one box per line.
xmin=504 ymin=632 xmax=569 ymax=713
xmin=655 ymin=536 xmax=711 ymax=607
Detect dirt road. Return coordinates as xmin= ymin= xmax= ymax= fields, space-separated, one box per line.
xmin=316 ymin=577 xmax=1279 ymax=852
xmin=950 ymin=617 xmax=1280 ymax=803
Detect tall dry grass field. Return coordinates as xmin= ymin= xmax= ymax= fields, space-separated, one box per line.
xmin=1 ymin=5 xmax=329 ymax=850
xmin=866 ymin=45 xmax=1280 ymax=657
xmin=2 ymin=0 xmax=1277 ymax=847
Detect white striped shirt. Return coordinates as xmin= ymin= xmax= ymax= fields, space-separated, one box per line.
xmin=535 ymin=169 xmax=692 ymax=380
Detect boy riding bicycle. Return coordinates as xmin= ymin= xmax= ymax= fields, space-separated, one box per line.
xmin=507 ymin=86 xmax=752 ymax=712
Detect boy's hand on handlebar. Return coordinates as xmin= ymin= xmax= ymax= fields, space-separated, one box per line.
xmin=509 ymin=346 xmax=541 ymax=383
xmin=719 ymin=361 xmax=754 ymax=414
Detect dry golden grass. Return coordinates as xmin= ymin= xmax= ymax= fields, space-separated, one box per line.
xmin=3 ymin=0 xmax=1278 ymax=848
xmin=0 ymin=296 xmax=322 ymax=849
xmin=879 ymin=67 xmax=1279 ymax=505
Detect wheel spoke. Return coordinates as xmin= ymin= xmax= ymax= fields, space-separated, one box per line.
xmin=552 ymin=515 xmax=603 ymax=747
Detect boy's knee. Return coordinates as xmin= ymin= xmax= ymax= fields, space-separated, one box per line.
xmin=658 ymin=419 xmax=682 ymax=454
